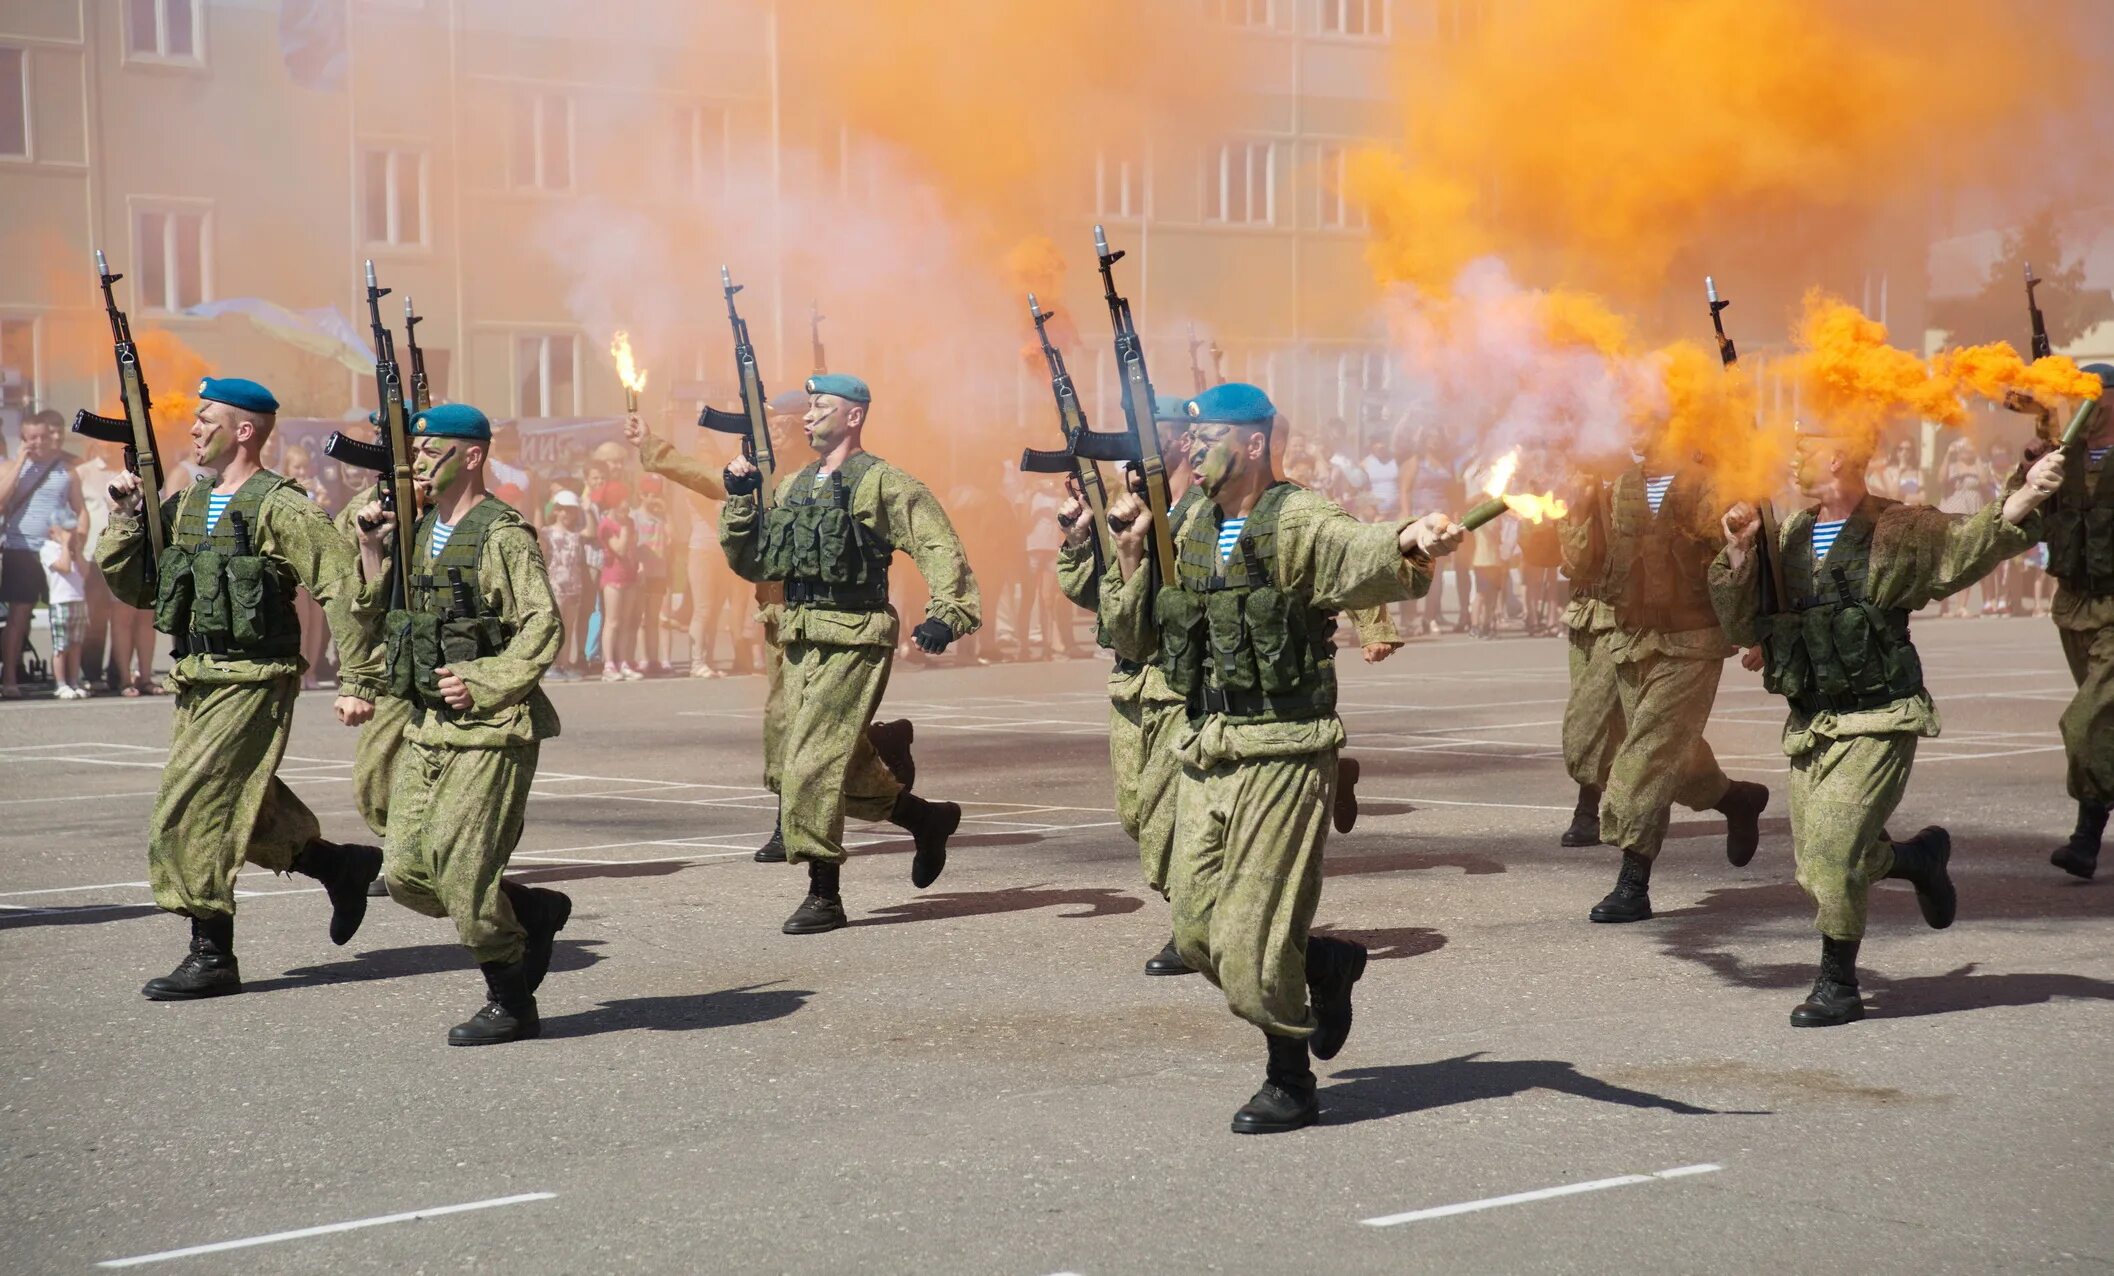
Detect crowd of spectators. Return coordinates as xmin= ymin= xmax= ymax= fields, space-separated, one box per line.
xmin=0 ymin=407 xmax=2062 ymax=702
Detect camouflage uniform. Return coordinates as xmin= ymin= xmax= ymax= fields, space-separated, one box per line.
xmin=1713 ymin=495 xmax=2035 ymax=939
xmin=334 ymin=481 xmax=411 ymax=836
xmin=99 ymin=472 xmax=387 ymax=920
xmin=2035 ymin=435 xmax=2114 ymax=874
xmin=1557 ymin=492 xmax=1625 ymax=791
xmin=366 ymin=496 xmax=564 ymax=964
xmin=720 ymin=451 xmax=979 ymax=870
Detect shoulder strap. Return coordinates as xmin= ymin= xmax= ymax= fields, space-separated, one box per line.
xmin=0 ymin=457 xmax=63 ymax=531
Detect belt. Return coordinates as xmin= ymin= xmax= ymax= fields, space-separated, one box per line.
xmin=1196 ymin=683 xmax=1325 ymax=720
xmin=783 ymin=580 xmax=888 ymax=610
xmin=1112 ymin=656 xmax=1145 ymax=676
xmin=1789 ymin=685 xmax=1919 ymax=716
xmin=186 ymin=632 xmax=237 ymax=656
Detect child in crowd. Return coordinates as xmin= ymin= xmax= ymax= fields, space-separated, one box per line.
xmin=542 ymin=488 xmax=590 ymax=681
xmin=40 ymin=508 xmax=88 ymax=699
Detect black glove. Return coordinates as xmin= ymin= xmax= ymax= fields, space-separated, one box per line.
xmin=724 ymin=465 xmax=762 ymax=497
xmin=911 ymin=618 xmax=955 ymax=654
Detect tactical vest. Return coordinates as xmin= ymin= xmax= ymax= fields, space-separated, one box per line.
xmin=1607 ymin=469 xmax=1720 ymax=633
xmin=1154 ymin=482 xmax=1337 ymax=724
xmin=1759 ymin=499 xmax=1925 ymax=717
xmin=1110 ymin=487 xmax=1206 ymax=676
xmin=2041 ymin=442 xmax=2114 ymax=595
xmin=384 ymin=496 xmax=517 ymax=711
xmin=152 ymin=471 xmax=302 ymax=659
xmin=756 ymin=453 xmax=893 ymax=610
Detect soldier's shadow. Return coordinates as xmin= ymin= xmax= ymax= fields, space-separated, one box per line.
xmin=1321 ymin=1052 xmax=1767 ymax=1126
xmin=539 ymin=981 xmax=810 ymax=1039
xmin=0 ymin=903 xmax=160 ymax=931
xmin=243 ymin=938 xmax=609 ymax=993
xmin=849 ymin=832 xmax=1048 ymax=858
xmin=1323 ymin=850 xmax=1507 ymax=880
xmin=1313 ymin=924 xmax=1447 ymax=962
xmin=1865 ymin=963 xmax=2114 ymax=1019
xmin=849 ymin=884 xmax=1143 ymax=927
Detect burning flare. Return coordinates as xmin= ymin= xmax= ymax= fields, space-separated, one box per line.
xmin=1460 ymin=448 xmax=1569 ymax=530
xmin=610 ymin=330 xmax=647 ymax=407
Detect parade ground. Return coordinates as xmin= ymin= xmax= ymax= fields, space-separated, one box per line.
xmin=3 ymin=618 xmax=2109 ymax=1274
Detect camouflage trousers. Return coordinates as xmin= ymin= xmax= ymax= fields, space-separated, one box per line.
xmin=780 ymin=639 xmax=906 ymax=865
xmin=1110 ymin=666 xmax=1187 ymax=897
xmin=2057 ymin=623 xmax=2114 ymax=806
xmin=1562 ymin=625 xmax=1625 ymax=788
xmin=383 ymin=739 xmax=536 ymax=964
xmin=147 ymin=675 xmax=320 ymax=918
xmin=350 ymin=693 xmax=413 ymax=837
xmin=1170 ymin=748 xmax=1335 ymax=1039
xmin=761 ymin=612 xmax=790 ymax=793
xmin=1603 ymin=650 xmax=1733 ymax=861
xmin=1788 ymin=731 xmax=1913 ymax=940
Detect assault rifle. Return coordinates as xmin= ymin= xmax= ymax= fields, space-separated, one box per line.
xmin=323 ymin=261 xmax=419 ymax=609
xmin=2026 ymin=262 xmax=2052 ymax=361
xmin=1019 ymin=293 xmax=1118 ymax=571
xmin=698 ymin=267 xmax=779 ymax=509
xmin=1071 ymin=225 xmax=1178 ymax=583
xmin=811 ymin=302 xmax=828 ymax=376
xmin=70 ymin=250 xmax=170 ymax=588
xmin=404 ymin=295 xmax=432 ymax=412
xmin=1704 ymin=275 xmax=1786 ymax=616
xmin=2006 ymin=264 xmax=2059 ymax=443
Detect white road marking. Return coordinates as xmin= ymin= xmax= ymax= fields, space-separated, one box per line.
xmin=1361 ymin=1163 xmax=1722 ymax=1228
xmin=96 ymin=1191 xmax=557 ymax=1268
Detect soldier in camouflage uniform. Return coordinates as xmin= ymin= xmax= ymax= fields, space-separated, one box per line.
xmin=332 ymin=415 xmax=416 ymax=898
xmin=351 ymin=403 xmax=571 ymax=1045
xmin=1055 ymin=397 xmax=1399 ymax=976
xmin=96 ymin=377 xmax=389 ymax=1000
xmin=719 ymin=374 xmax=981 ymax=934
xmin=623 ymin=400 xmax=914 ymax=865
xmin=1555 ymin=472 xmax=1624 ymax=845
xmin=2032 ymin=366 xmax=2114 ymax=879
xmin=1560 ymin=429 xmax=1771 ymax=924
xmin=1712 ymin=423 xmax=2063 ymax=1025
xmin=1104 ymin=383 xmax=1465 ymax=1134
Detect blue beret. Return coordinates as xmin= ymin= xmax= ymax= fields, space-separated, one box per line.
xmin=1153 ymin=394 xmax=1189 ymax=424
xmin=1185 ymin=382 xmax=1275 ymax=426
xmin=198 ymin=377 xmax=279 ymax=415
xmin=2083 ymin=362 xmax=2114 ymax=390
xmin=767 ymin=390 xmax=810 ymax=415
xmin=412 ymin=403 xmax=492 ymax=440
xmin=805 ymin=373 xmax=871 ymax=405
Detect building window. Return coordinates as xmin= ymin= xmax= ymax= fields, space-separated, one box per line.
xmin=1208 ymin=141 xmax=1275 ymax=226
xmin=510 ymin=92 xmax=572 ymax=192
xmin=1314 ymin=143 xmax=1368 ymax=231
xmin=516 ymin=334 xmax=578 ymax=417
xmin=1204 ymin=0 xmax=1273 ymax=26
xmin=1 ymin=317 xmax=35 ymax=412
xmin=362 ymin=149 xmax=428 ymax=247
xmin=1318 ymin=0 xmax=1387 ymax=37
xmin=674 ymin=104 xmax=728 ymax=199
xmin=125 ymin=0 xmax=204 ymax=63
xmin=1434 ymin=0 xmax=1484 ymax=41
xmin=1093 ymin=148 xmax=1146 ymax=219
xmin=134 ymin=205 xmax=210 ymax=312
xmin=0 ymin=48 xmax=25 ymax=159
xmin=1334 ymin=347 xmax=1393 ymax=425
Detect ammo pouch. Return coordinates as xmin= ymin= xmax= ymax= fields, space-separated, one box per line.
xmin=2088 ymin=507 xmax=2114 ymax=590
xmin=385 ymin=609 xmax=437 ymax=703
xmin=188 ymin=548 xmax=232 ymax=639
xmin=1205 ymin=590 xmax=1258 ymax=692
xmin=1244 ymin=586 xmax=1305 ymax=697
xmin=225 ymin=555 xmax=273 ymax=649
xmin=1155 ymin=587 xmax=1206 ymax=695
xmin=152 ymin=545 xmax=196 ymax=638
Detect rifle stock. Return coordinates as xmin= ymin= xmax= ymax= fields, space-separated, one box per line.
xmin=2026 ymin=262 xmax=2052 ymax=362
xmin=324 ymin=260 xmax=418 ymax=610
xmin=70 ymin=250 xmax=168 ymax=585
xmin=697 ymin=266 xmax=779 ymax=509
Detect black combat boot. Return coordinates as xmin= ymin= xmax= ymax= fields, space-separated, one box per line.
xmin=890 ymin=791 xmax=962 ymax=889
xmin=1588 ymin=851 xmax=1653 ymax=923
xmin=142 ymin=914 xmax=243 ymax=1000
xmin=447 ymin=960 xmax=539 ymax=1046
xmin=867 ymin=718 xmax=917 ymax=791
xmin=500 ymin=880 xmax=574 ymax=993
xmin=1333 ymin=756 xmax=1362 ymax=834
xmin=1714 ymin=780 xmax=1770 ymax=868
xmin=1306 ymin=935 xmax=1369 ymax=1061
xmin=289 ymin=838 xmax=385 ymax=945
xmin=1885 ymin=826 xmax=1956 ymax=929
xmin=782 ymin=860 xmax=848 ymax=934
xmin=1790 ymin=936 xmax=1864 ymax=1027
xmin=1231 ymin=1032 xmax=1320 ymax=1134
xmin=1561 ymin=785 xmax=1603 ymax=848
xmin=761 ymin=815 xmax=794 ymax=866
xmin=1144 ymin=935 xmax=1193 ymax=977
xmin=2051 ymin=800 xmax=2106 ymax=880
xmin=365 ymin=876 xmax=390 ymax=897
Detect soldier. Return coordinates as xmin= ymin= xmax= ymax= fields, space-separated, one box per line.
xmin=1057 ymin=398 xmax=1397 ymax=977
xmin=2034 ymin=366 xmax=2114 ymax=878
xmin=622 ymin=398 xmax=915 ymax=864
xmin=1105 ymin=383 xmax=1464 ymax=1134
xmin=1713 ymin=424 xmax=2063 ymax=1025
xmin=332 ymin=414 xmax=415 ymax=898
xmin=96 ymin=377 xmax=389 ymax=1000
xmin=351 ymin=403 xmax=572 ymax=1045
xmin=1555 ymin=467 xmax=1624 ymax=845
xmin=719 ymin=374 xmax=981 ymax=933
xmin=1561 ymin=423 xmax=1771 ymax=923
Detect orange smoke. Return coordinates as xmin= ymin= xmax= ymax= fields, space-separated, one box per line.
xmin=91 ymin=329 xmax=212 ymax=468
xmin=1932 ymin=342 xmax=2102 ymax=410
xmin=1656 ymin=340 xmax=1786 ymax=503
xmin=1004 ymin=235 xmax=1079 ymax=363
xmin=1349 ymin=0 xmax=2091 ymax=300
xmin=1790 ymin=292 xmax=1964 ymax=449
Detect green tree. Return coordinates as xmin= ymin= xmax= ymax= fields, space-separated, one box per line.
xmin=1931 ymin=209 xmax=2114 ymax=352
